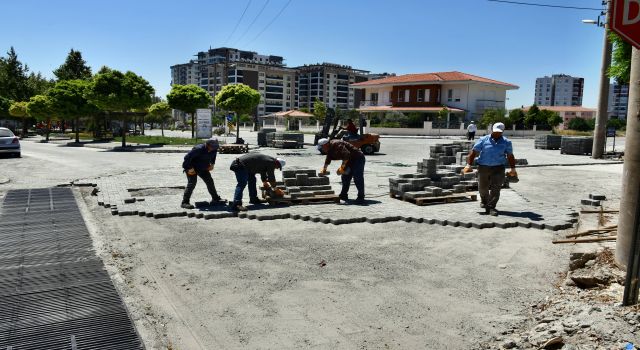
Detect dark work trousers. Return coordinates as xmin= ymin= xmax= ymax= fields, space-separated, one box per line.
xmin=340 ymin=156 xmax=366 ymax=199
xmin=232 ymin=167 xmax=258 ymax=205
xmin=477 ymin=165 xmax=505 ymax=209
xmin=467 ymin=131 xmax=476 ymax=140
xmin=182 ymin=171 xmax=218 ymax=203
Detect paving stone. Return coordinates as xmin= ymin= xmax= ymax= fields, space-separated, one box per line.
xmin=589 ymin=194 xmax=606 ymax=200
xmin=581 ymin=199 xmax=601 ymax=206
xmin=530 ymin=222 xmax=545 ymax=230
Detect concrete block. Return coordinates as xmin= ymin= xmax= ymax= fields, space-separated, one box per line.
xmin=296 ymin=174 xmax=309 ymax=186
xmin=284 ymin=178 xmax=297 ymax=187
xmin=581 ymin=199 xmax=601 ymax=206
xmin=459 ymin=222 xmax=473 ymax=228
xmin=146 ymin=213 xmax=154 ymax=218
xmin=530 ymin=222 xmax=546 ymax=230
xmin=399 ymin=174 xmax=414 ymax=179
xmin=589 ymin=194 xmax=606 ymax=200
xmin=517 ymin=222 xmax=531 ymax=228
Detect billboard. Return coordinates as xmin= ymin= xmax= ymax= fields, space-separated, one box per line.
xmin=195 ymin=109 xmax=212 ymax=139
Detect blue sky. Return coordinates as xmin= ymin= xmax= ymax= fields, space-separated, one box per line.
xmin=0 ymin=0 xmax=607 ymax=109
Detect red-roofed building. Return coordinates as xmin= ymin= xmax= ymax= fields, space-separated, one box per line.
xmin=523 ymin=105 xmax=595 ymax=130
xmin=351 ymin=71 xmax=518 ymax=122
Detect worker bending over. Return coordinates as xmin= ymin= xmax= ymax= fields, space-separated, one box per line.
xmin=181 ymin=138 xmax=222 ymax=209
xmin=317 ymin=138 xmax=366 ymax=204
xmin=229 ymin=153 xmax=285 ymax=211
xmin=463 ymin=122 xmax=517 ymax=216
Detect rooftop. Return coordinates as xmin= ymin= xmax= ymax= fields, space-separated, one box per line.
xmin=351 ymin=71 xmax=518 ymax=89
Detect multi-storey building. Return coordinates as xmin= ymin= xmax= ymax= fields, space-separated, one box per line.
xmin=534 ymin=74 xmax=584 ymax=106
xmin=295 ymin=63 xmax=370 ymax=112
xmin=608 ymin=83 xmax=629 ymax=120
xmin=352 ymin=71 xmax=518 ymax=122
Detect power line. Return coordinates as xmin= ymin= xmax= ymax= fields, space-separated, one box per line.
xmin=248 ymin=0 xmax=293 ymax=44
xmin=487 ymin=0 xmax=603 ymax=11
xmin=224 ymin=0 xmax=252 ymax=45
xmin=234 ymin=0 xmax=271 ymax=47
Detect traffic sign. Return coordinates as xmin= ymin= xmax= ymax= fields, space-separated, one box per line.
xmin=227 ymin=114 xmax=234 ymax=121
xmin=611 ymin=0 xmax=640 ymax=49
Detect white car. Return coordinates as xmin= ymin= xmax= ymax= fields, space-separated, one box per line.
xmin=0 ymin=127 xmax=21 ymax=157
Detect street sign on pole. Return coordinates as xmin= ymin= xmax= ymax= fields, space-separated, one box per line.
xmin=610 ymin=0 xmax=640 ymax=49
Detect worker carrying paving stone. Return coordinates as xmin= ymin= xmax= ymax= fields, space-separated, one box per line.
xmin=462 ymin=122 xmax=517 ymax=216
xmin=181 ymin=138 xmax=222 ymax=209
xmin=317 ymin=138 xmax=365 ymax=204
xmin=229 ymin=153 xmax=286 ymax=211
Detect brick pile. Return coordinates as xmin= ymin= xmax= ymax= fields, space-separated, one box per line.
xmin=264 ymin=132 xmax=304 ymax=149
xmin=534 ymin=134 xmax=562 ymax=150
xmin=561 ymin=136 xmax=593 ymax=155
xmin=277 ymin=169 xmax=336 ymax=199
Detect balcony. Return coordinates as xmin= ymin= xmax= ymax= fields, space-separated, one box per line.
xmin=359 ymin=100 xmax=391 ymax=107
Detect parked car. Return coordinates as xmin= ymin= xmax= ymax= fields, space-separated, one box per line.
xmin=0 ymin=127 xmax=21 ymax=157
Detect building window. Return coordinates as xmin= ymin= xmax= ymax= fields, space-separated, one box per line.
xmin=447 ymin=89 xmax=453 ymax=102
xmin=418 ymin=89 xmax=424 ymax=102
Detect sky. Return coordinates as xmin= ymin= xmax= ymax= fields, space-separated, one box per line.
xmin=0 ymin=0 xmax=609 ymax=109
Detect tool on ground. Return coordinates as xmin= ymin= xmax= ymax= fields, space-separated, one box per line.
xmin=505 ymin=171 xmax=519 ymax=183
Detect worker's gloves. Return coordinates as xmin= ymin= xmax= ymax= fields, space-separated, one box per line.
xmin=319 ymin=167 xmax=329 ymax=176
xmin=462 ymin=165 xmax=473 ymax=174
xmin=273 ymin=188 xmax=285 ymax=197
xmin=508 ymin=168 xmax=517 ymax=177
xmin=208 ymin=164 xmax=214 ymax=172
xmin=187 ymin=168 xmax=196 ymax=176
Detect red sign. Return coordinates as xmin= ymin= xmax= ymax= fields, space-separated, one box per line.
xmin=611 ymin=0 xmax=640 ymax=49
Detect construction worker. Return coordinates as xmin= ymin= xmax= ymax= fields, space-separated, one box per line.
xmin=467 ymin=121 xmax=477 ymax=140
xmin=463 ymin=122 xmax=517 ymax=216
xmin=181 ymin=138 xmax=222 ymax=209
xmin=317 ymin=138 xmax=365 ymax=204
xmin=229 ymin=153 xmax=286 ymax=211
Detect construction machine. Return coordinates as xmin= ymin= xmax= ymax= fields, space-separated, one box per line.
xmin=313 ymin=108 xmax=380 ymax=155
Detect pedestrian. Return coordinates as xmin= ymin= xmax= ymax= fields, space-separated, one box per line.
xmin=229 ymin=153 xmax=286 ymax=211
xmin=317 ymin=138 xmax=366 ymax=204
xmin=467 ymin=121 xmax=477 ymax=140
xmin=181 ymin=137 xmax=222 ymax=209
xmin=462 ymin=122 xmax=517 ymax=216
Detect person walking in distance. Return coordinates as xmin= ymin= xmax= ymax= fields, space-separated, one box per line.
xmin=467 ymin=121 xmax=477 ymax=140
xmin=229 ymin=153 xmax=286 ymax=211
xmin=462 ymin=122 xmax=517 ymax=216
xmin=181 ymin=138 xmax=222 ymax=209
xmin=317 ymin=138 xmax=366 ymax=204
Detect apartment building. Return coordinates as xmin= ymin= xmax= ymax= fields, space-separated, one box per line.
xmin=534 ymin=74 xmax=584 ymax=106
xmin=295 ymin=63 xmax=369 ymax=112
xmin=608 ymin=83 xmax=629 ymax=120
xmin=351 ymin=71 xmax=518 ymax=121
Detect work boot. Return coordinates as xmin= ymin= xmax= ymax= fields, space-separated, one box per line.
xmin=339 ymin=193 xmax=349 ymax=202
xmin=230 ymin=202 xmax=247 ymax=212
xmin=354 ymin=197 xmax=366 ymax=205
xmin=249 ymin=197 xmax=263 ymax=205
xmin=489 ymin=209 xmax=499 ymax=216
xmin=211 ymin=193 xmax=222 ymax=202
xmin=181 ymin=202 xmax=194 ymax=209
xmin=480 ymin=202 xmax=486 ymax=209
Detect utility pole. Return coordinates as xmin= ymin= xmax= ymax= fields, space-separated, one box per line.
xmin=592 ymin=0 xmax=612 ymax=159
xmin=619 ymin=47 xmax=640 ymax=305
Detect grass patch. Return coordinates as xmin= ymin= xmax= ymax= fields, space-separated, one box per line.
xmin=115 ymin=135 xmax=202 ymax=146
xmin=554 ymin=130 xmax=593 ymax=136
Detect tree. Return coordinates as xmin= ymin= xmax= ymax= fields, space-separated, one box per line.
xmin=0 ymin=96 xmax=11 ymax=119
xmin=608 ymin=32 xmax=631 ymax=84
xmin=508 ymin=108 xmax=525 ymax=128
xmin=436 ymin=107 xmax=449 ymax=137
xmin=53 ymin=49 xmax=92 ymax=81
xmin=567 ymin=117 xmax=592 ymax=131
xmin=167 ymin=84 xmax=212 ymax=138
xmin=607 ymin=117 xmax=625 ymax=130
xmin=26 ymin=94 xmax=57 ymax=142
xmin=147 ymin=101 xmax=172 ymax=137
xmin=47 ymin=79 xmax=99 ymax=143
xmin=85 ymin=67 xmax=154 ymax=147
xmin=215 ymin=84 xmax=260 ymax=142
xmin=313 ymin=98 xmax=327 ymax=121
xmin=524 ymin=105 xmax=540 ymax=128
xmin=540 ymin=110 xmax=562 ymax=129
xmin=9 ymin=101 xmax=28 ymax=136
xmin=0 ymin=47 xmax=31 ymax=101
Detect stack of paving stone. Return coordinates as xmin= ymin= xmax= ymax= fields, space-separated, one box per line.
xmin=277 ymin=169 xmax=336 ymax=199
xmin=257 ymin=128 xmax=276 ymax=146
xmin=268 ymin=132 xmax=304 ymax=148
xmin=429 ymin=141 xmax=474 ymax=166
xmin=581 ymin=193 xmax=606 ymax=206
xmin=561 ymin=136 xmax=593 ymax=155
xmin=534 ymin=134 xmax=562 ymax=150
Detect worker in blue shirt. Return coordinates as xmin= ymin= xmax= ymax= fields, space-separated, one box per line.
xmin=462 ymin=122 xmax=517 ymax=216
xmin=181 ymin=138 xmax=222 ymax=209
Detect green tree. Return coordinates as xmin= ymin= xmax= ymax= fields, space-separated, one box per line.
xmin=47 ymin=79 xmax=99 ymax=143
xmin=215 ymin=83 xmax=260 ymax=142
xmin=607 ymin=117 xmax=625 ymax=130
xmin=436 ymin=107 xmax=449 ymax=137
xmin=524 ymin=105 xmax=540 ymax=127
xmin=167 ymin=84 xmax=212 ymax=138
xmin=53 ymin=49 xmax=92 ymax=81
xmin=608 ymin=32 xmax=631 ymax=84
xmin=540 ymin=110 xmax=562 ymax=129
xmin=85 ymin=67 xmax=154 ymax=147
xmin=0 ymin=96 xmax=11 ymax=119
xmin=9 ymin=101 xmax=29 ymax=136
xmin=313 ymin=98 xmax=327 ymax=121
xmin=147 ymin=101 xmax=172 ymax=137
xmin=508 ymin=108 xmax=525 ymax=128
xmin=26 ymin=94 xmax=57 ymax=142
xmin=567 ymin=117 xmax=592 ymax=131
xmin=0 ymin=47 xmax=31 ymax=101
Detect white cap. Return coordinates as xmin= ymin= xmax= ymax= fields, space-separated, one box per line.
xmin=470 ymin=121 xmax=475 ymax=124
xmin=492 ymin=122 xmax=505 ymax=133
xmin=316 ymin=138 xmax=329 ymax=151
xmin=276 ymin=157 xmax=286 ymax=169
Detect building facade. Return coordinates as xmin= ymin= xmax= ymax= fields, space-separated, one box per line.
xmin=523 ymin=105 xmax=595 ymax=130
xmin=170 ymin=49 xmax=371 ymax=120
xmin=608 ymin=83 xmax=629 ymax=120
xmin=295 ymin=63 xmax=369 ymax=113
xmin=352 ymin=71 xmax=518 ymax=122
xmin=534 ymin=74 xmax=584 ymax=106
